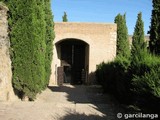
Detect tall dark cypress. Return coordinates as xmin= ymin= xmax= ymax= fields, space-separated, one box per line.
xmin=114 ymin=13 xmax=130 ymax=59
xmin=131 ymin=12 xmax=146 ymax=62
xmin=149 ymin=0 xmax=160 ymax=55
xmin=44 ymin=0 xmax=54 ymax=86
xmin=62 ymin=11 xmax=68 ymax=22
xmin=8 ymin=0 xmax=46 ymax=100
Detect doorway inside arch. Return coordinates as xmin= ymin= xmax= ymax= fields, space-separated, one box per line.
xmin=57 ymin=39 xmax=89 ymax=85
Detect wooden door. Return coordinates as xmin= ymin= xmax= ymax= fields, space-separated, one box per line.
xmin=57 ymin=66 xmax=64 ymax=86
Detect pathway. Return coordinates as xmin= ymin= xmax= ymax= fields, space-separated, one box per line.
xmin=0 ymin=84 xmax=122 ymax=120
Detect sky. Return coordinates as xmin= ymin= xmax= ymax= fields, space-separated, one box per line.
xmin=51 ymin=0 xmax=152 ymax=35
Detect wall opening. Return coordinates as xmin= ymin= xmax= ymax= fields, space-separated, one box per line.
xmin=56 ymin=39 xmax=89 ymax=85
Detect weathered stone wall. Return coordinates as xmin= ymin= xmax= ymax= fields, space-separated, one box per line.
xmin=0 ymin=4 xmax=16 ymax=101
xmin=50 ymin=22 xmax=117 ymax=85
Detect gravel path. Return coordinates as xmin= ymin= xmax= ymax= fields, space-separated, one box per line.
xmin=0 ymin=84 xmax=122 ymax=120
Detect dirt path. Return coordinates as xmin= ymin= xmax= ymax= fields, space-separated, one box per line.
xmin=0 ymin=84 xmax=122 ymax=120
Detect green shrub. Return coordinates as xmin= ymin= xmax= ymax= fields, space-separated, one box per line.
xmin=8 ymin=0 xmax=46 ymax=100
xmin=96 ymin=62 xmax=106 ymax=86
xmin=96 ymin=56 xmax=131 ymax=102
xmin=130 ymin=51 xmax=160 ymax=76
xmin=7 ymin=0 xmax=54 ymax=100
xmin=131 ymin=52 xmax=160 ymax=98
xmin=130 ymin=52 xmax=160 ymax=112
xmin=96 ymin=51 xmax=160 ymax=104
xmin=132 ymin=67 xmax=160 ymax=98
xmin=44 ymin=0 xmax=54 ymax=87
xmin=113 ymin=56 xmax=131 ymax=102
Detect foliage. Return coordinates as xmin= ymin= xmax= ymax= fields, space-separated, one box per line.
xmin=131 ymin=12 xmax=147 ymax=67
xmin=130 ymin=50 xmax=160 ymax=76
xmin=7 ymin=0 xmax=54 ymax=100
xmin=44 ymin=0 xmax=54 ymax=87
xmin=114 ymin=13 xmax=130 ymax=59
xmin=149 ymin=0 xmax=160 ymax=55
xmin=130 ymin=52 xmax=160 ymax=112
xmin=62 ymin=11 xmax=68 ymax=22
xmin=96 ymin=62 xmax=106 ymax=86
xmin=132 ymin=67 xmax=160 ymax=98
xmin=130 ymin=51 xmax=160 ymax=95
xmin=96 ymin=56 xmax=131 ymax=103
xmin=96 ymin=50 xmax=160 ymax=111
xmin=0 ymin=1 xmax=4 ymax=5
xmin=96 ymin=2 xmax=160 ymax=114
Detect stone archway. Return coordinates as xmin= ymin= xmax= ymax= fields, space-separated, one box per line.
xmin=49 ymin=22 xmax=117 ymax=85
xmin=54 ymin=39 xmax=89 ymax=85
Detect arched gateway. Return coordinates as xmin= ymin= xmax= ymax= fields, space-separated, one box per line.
xmin=49 ymin=22 xmax=117 ymax=85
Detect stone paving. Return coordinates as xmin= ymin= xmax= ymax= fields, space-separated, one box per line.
xmin=0 ymin=84 xmax=122 ymax=120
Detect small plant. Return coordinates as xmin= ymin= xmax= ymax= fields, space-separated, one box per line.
xmin=62 ymin=11 xmax=68 ymax=22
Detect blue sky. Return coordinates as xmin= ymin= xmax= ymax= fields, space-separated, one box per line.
xmin=51 ymin=0 xmax=152 ymax=35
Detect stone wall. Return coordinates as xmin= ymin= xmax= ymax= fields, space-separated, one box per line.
xmin=0 ymin=3 xmax=16 ymax=101
xmin=50 ymin=22 xmax=117 ymax=85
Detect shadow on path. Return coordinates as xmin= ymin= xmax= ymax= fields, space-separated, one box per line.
xmin=59 ymin=113 xmax=109 ymax=120
xmin=48 ymin=84 xmax=123 ymax=120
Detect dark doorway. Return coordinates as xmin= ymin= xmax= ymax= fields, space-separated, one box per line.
xmin=58 ymin=39 xmax=89 ymax=85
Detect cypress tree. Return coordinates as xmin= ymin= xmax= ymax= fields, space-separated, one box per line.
xmin=8 ymin=0 xmax=46 ymax=100
xmin=149 ymin=0 xmax=160 ymax=55
xmin=62 ymin=11 xmax=68 ymax=22
xmin=114 ymin=13 xmax=130 ymax=58
xmin=44 ymin=0 xmax=54 ymax=86
xmin=131 ymin=12 xmax=146 ymax=62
